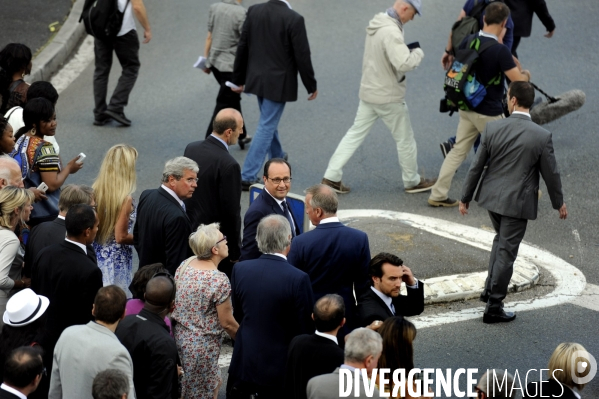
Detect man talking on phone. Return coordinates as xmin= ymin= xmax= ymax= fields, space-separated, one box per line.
xmin=321 ymin=0 xmax=435 ymax=195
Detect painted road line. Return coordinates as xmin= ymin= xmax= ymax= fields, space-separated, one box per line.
xmin=571 ymin=283 xmax=599 ymax=312
xmin=337 ymin=210 xmax=587 ymax=329
xmin=50 ymin=36 xmax=95 ymax=94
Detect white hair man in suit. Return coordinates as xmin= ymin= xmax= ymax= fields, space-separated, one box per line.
xmin=460 ymin=81 xmax=567 ymax=323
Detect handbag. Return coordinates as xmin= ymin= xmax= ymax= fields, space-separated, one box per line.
xmin=22 ymin=142 xmax=60 ymax=221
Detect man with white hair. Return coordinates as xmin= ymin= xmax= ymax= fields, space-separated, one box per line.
xmin=306 ymin=328 xmax=384 ymax=399
xmin=0 ymin=156 xmax=23 ymax=189
xmin=133 ymin=156 xmax=198 ymax=274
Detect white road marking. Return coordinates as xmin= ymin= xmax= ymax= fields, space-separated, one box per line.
xmin=50 ymin=36 xmax=95 ymax=94
xmin=571 ymin=283 xmax=599 ymax=312
xmin=337 ymin=210 xmax=587 ymax=329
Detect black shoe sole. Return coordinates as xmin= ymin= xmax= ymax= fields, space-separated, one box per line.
xmin=104 ymin=110 xmax=131 ymax=126
xmin=483 ymin=313 xmax=516 ymax=324
xmin=93 ymin=119 xmax=111 ymax=126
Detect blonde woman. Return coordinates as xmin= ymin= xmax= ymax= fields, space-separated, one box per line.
xmin=172 ymin=223 xmax=238 ymax=399
xmin=0 ymin=186 xmax=34 ymax=327
xmin=92 ymin=144 xmax=138 ymax=296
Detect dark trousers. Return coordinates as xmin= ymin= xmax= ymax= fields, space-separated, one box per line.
xmin=511 ymin=36 xmax=522 ymax=58
xmin=484 ymin=211 xmax=528 ymax=313
xmin=93 ymin=30 xmax=140 ymax=118
xmin=205 ymin=66 xmax=247 ymax=139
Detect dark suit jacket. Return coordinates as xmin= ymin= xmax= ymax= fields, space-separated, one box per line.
xmin=523 ymin=379 xmax=578 ymax=399
xmin=0 ymin=387 xmax=21 ymax=399
xmin=31 ymin=241 xmax=103 ymax=353
xmin=232 ymin=0 xmax=316 ymax=102
xmin=183 ymin=136 xmax=242 ymax=260
xmin=284 ymin=334 xmax=344 ymax=399
xmin=133 ymin=187 xmax=193 ymax=275
xmin=505 ymin=0 xmax=555 ymax=37
xmin=287 ymin=222 xmax=370 ymax=328
xmin=24 ymin=217 xmax=96 ymax=277
xmin=461 ymin=113 xmax=563 ymax=220
xmin=240 ymin=189 xmax=300 ymax=261
xmin=230 ymin=254 xmax=314 ymax=388
xmin=356 ymin=285 xmax=425 ymax=327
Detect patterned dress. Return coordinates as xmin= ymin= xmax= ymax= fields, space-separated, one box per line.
xmin=172 ymin=266 xmax=231 ymax=399
xmin=92 ymin=202 xmax=136 ymax=297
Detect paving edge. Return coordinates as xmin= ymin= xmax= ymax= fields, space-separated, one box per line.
xmin=29 ymin=0 xmax=87 ymax=82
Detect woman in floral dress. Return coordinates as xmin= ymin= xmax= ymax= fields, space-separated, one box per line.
xmin=92 ymin=144 xmax=138 ymax=296
xmin=172 ymin=223 xmax=239 ymax=399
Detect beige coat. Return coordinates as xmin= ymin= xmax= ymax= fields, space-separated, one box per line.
xmin=359 ymin=13 xmax=424 ymax=104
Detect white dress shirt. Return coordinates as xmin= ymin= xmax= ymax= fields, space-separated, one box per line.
xmin=315 ymin=330 xmax=338 ymax=345
xmin=264 ymin=188 xmax=296 ymax=233
xmin=65 ymin=238 xmax=87 ymax=255
xmin=0 ymin=384 xmax=27 ymax=399
xmin=161 ymin=185 xmax=185 ymax=208
xmin=318 ymin=216 xmax=339 ymax=224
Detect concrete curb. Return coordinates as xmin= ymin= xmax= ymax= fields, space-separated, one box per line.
xmin=29 ymin=0 xmax=87 ymax=82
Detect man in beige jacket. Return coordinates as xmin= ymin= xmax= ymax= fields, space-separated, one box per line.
xmin=321 ymin=0 xmax=435 ymax=194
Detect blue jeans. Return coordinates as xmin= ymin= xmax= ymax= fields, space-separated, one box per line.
xmin=448 ymin=133 xmax=481 ymax=153
xmin=241 ymin=97 xmax=286 ymax=182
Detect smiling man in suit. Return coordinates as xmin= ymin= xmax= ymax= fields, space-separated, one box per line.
xmin=133 ymin=157 xmax=198 ymax=275
xmin=288 ymin=184 xmax=370 ymax=338
xmin=240 ymin=158 xmax=300 ymax=261
xmin=184 ymin=109 xmax=243 ymax=278
xmin=460 ymin=81 xmax=567 ymax=324
xmin=356 ymin=252 xmax=424 ymax=327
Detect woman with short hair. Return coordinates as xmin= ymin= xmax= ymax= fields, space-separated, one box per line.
xmin=172 ymin=223 xmax=238 ymax=399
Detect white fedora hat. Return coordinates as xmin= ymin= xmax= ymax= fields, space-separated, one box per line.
xmin=3 ymin=289 xmax=50 ymax=327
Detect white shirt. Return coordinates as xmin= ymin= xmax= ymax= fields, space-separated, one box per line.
xmin=1 ymin=384 xmax=27 ymax=399
xmin=266 ymin=253 xmax=287 ymax=260
xmin=161 ymin=185 xmax=185 ymax=208
xmin=279 ymin=0 xmax=292 ymax=9
xmin=57 ymin=215 xmax=65 ymax=220
xmin=478 ymin=30 xmax=498 ymax=41
xmin=512 ymin=110 xmax=531 ymax=117
xmin=117 ymin=0 xmax=136 ymax=36
xmin=211 ymin=134 xmax=229 ymax=150
xmin=65 ymin=238 xmax=87 ymax=255
xmin=315 ymin=330 xmax=338 ymax=345
xmin=318 ymin=216 xmax=339 ymax=225
xmin=264 ymin=188 xmax=296 ymax=233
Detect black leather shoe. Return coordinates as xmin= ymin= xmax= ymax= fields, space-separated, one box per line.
xmin=93 ymin=114 xmax=111 ymax=126
xmin=241 ymin=180 xmax=258 ymax=191
xmin=104 ymin=110 xmax=132 ymax=126
xmin=483 ymin=310 xmax=516 ymax=324
xmin=238 ymin=136 xmax=252 ymax=150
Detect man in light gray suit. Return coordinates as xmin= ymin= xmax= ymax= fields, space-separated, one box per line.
xmin=460 ymin=81 xmax=567 ymax=324
xmin=306 ymin=328 xmax=383 ymax=399
xmin=49 ymin=286 xmax=135 ymax=399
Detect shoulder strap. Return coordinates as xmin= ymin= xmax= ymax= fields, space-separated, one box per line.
xmin=175 ymin=256 xmax=196 ymax=284
xmin=470 ymin=0 xmax=489 ymax=20
xmin=4 ymin=106 xmax=20 ymax=120
xmin=8 ymin=79 xmax=24 ymax=93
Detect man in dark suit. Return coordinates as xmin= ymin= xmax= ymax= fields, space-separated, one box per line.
xmin=24 ymin=184 xmax=96 ymax=278
xmin=288 ymin=184 xmax=370 ymax=336
xmin=460 ymin=81 xmax=567 ymax=323
xmin=133 ymin=157 xmax=198 ymax=275
xmin=284 ymin=294 xmax=345 ymax=399
xmin=229 ymin=214 xmax=314 ymax=399
xmin=31 ymin=204 xmax=103 ymax=398
xmin=1 ymin=347 xmax=45 ymax=398
xmin=356 ymin=252 xmax=425 ymax=327
xmin=240 ymin=158 xmax=300 ymax=261
xmin=505 ymin=0 xmax=555 ymax=58
xmin=184 ymin=109 xmax=243 ymax=278
xmin=231 ymin=0 xmax=318 ymax=189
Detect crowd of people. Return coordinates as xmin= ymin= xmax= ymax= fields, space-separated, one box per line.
xmin=0 ymin=0 xmax=587 ymax=397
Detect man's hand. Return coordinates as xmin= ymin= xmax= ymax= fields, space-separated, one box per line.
xmin=366 ymin=320 xmax=384 ymax=331
xmin=308 ymin=90 xmax=318 ymax=101
xmin=143 ymin=30 xmax=152 ymax=43
xmin=441 ymin=53 xmax=454 ymax=71
xmin=558 ymin=203 xmax=568 ymax=219
xmin=202 ymin=68 xmax=211 ymax=75
xmin=401 ymin=265 xmax=416 ymax=286
xmin=231 ymin=85 xmax=244 ymax=94
xmin=28 ymin=188 xmax=47 ymax=202
xmin=544 ymin=30 xmax=555 ymax=38
xmin=459 ymin=201 xmax=469 ymax=216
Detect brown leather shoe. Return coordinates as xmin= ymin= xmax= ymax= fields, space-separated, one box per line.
xmin=321 ymin=178 xmax=351 ymax=194
xmin=427 ymin=197 xmax=459 ymax=207
xmin=405 ymin=177 xmax=437 ymax=193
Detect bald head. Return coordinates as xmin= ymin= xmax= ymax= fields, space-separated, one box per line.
xmin=144 ymin=276 xmax=175 ymax=312
xmin=0 ymin=155 xmax=23 ymax=189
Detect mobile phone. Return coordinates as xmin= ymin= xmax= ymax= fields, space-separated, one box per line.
xmin=76 ymin=153 xmax=86 ymax=164
xmin=407 ymin=42 xmax=420 ymax=50
xmin=37 ymin=182 xmax=48 ymax=192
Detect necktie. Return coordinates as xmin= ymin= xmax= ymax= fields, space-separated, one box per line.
xmin=281 ymin=201 xmax=296 ymax=237
xmin=181 ymin=202 xmax=186 ymax=212
xmin=390 ymin=303 xmax=396 ymax=315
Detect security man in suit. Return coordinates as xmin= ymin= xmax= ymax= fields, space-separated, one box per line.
xmin=240 ymin=158 xmax=300 ymax=261
xmin=460 ymin=81 xmax=567 ymax=323
xmin=1 ymin=347 xmax=45 ymax=399
xmin=184 ymin=109 xmax=243 ymax=278
xmin=505 ymin=0 xmax=555 ymax=58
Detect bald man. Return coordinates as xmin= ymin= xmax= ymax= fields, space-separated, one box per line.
xmin=0 ymin=155 xmax=46 ymax=202
xmin=184 ymin=108 xmax=243 ymax=278
xmin=115 ymin=276 xmax=179 ymax=399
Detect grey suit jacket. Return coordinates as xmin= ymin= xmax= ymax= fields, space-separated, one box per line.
xmin=461 ymin=113 xmax=563 ymax=220
xmin=49 ymin=322 xmax=136 ymax=399
xmin=307 ymin=368 xmax=384 ymax=399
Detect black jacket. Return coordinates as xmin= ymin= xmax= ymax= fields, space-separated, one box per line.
xmin=505 ymin=0 xmax=555 ymax=37
xmin=133 ymin=187 xmax=193 ymax=275
xmin=356 ymin=285 xmax=425 ymax=327
xmin=115 ymin=309 xmax=179 ymax=399
xmin=232 ymin=0 xmax=317 ymax=102
xmin=284 ymin=334 xmax=344 ymax=399
xmin=183 ymin=136 xmax=241 ymax=260
xmin=523 ymin=379 xmax=579 ymax=399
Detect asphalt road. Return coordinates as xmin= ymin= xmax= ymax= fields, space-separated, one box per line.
xmin=49 ymin=0 xmax=598 ymax=396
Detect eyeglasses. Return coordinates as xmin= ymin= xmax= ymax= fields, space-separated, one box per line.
xmin=214 ymin=235 xmax=227 ymax=246
xmin=266 ymin=177 xmax=292 ymax=185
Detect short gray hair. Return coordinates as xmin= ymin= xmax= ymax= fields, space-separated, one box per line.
xmin=344 ymin=328 xmax=383 ymax=363
xmin=306 ymin=184 xmax=338 ymax=215
xmin=256 ymin=214 xmax=291 ymax=254
xmin=92 ymin=369 xmax=129 ymax=399
xmin=477 ymin=369 xmax=515 ymax=399
xmin=161 ymin=157 xmax=199 ymax=183
xmin=0 ymin=155 xmax=19 ymax=183
xmin=189 ymin=223 xmax=221 ymax=260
